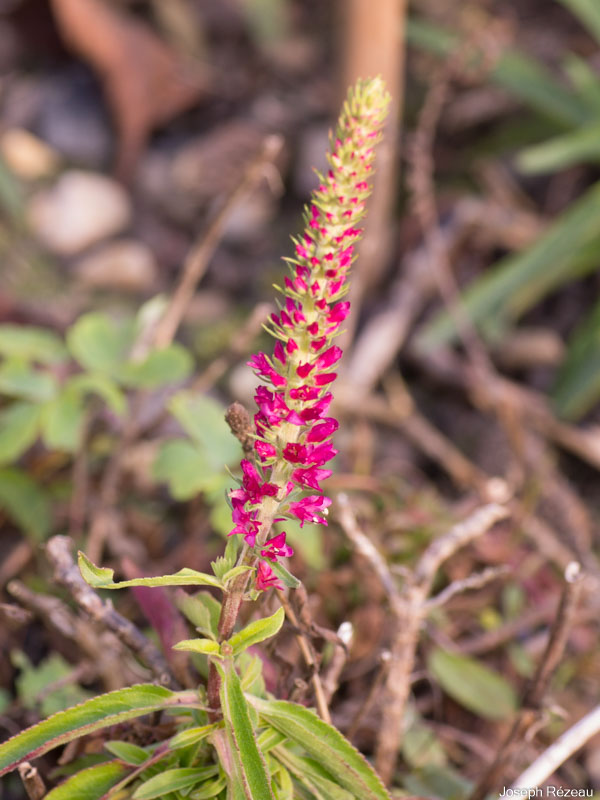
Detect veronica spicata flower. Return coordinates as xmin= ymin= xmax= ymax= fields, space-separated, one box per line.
xmin=228 ymin=78 xmax=390 ymax=590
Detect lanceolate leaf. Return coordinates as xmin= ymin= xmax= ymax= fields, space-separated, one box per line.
xmin=217 ymin=659 xmax=275 ymax=800
xmin=428 ymin=648 xmax=517 ymax=720
xmin=228 ymin=608 xmax=285 ymax=656
xmin=251 ymin=698 xmax=391 ymax=800
xmin=173 ymin=638 xmax=222 ymax=656
xmin=418 ymin=180 xmax=600 ymax=349
xmin=269 ymin=560 xmax=300 ymax=589
xmin=552 ymin=297 xmax=600 ymax=419
xmin=43 ymin=762 xmax=128 ymax=800
xmin=406 ymin=18 xmax=590 ymax=127
xmin=0 ymin=467 xmax=51 ymax=541
xmin=104 ymin=740 xmax=150 ymax=765
xmin=170 ymin=723 xmax=222 ymax=749
xmin=78 ymin=551 xmax=221 ymax=589
xmin=273 ymin=746 xmax=354 ymax=800
xmin=558 ymin=0 xmax=600 ymax=46
xmin=132 ymin=766 xmax=220 ymax=800
xmin=0 ymin=685 xmax=200 ymax=776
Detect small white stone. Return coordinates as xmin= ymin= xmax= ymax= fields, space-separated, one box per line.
xmin=75 ymin=240 xmax=158 ymax=292
xmin=0 ymin=128 xmax=59 ymax=179
xmin=28 ymin=170 xmax=131 ymax=256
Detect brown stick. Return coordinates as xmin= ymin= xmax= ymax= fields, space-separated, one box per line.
xmin=45 ymin=535 xmax=178 ymax=689
xmin=275 ymin=587 xmax=332 ymax=723
xmin=336 ymin=494 xmax=509 ymax=785
xmin=469 ymin=562 xmax=583 ymax=800
xmin=153 ymin=135 xmax=283 ymax=349
xmin=17 ymin=763 xmax=45 ymax=800
xmin=339 ymin=0 xmax=406 ymax=306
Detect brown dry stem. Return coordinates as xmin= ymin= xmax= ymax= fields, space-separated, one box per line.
xmin=336 ymin=494 xmax=509 ymax=785
xmin=45 ymin=536 xmax=178 ymax=689
xmin=469 ymin=562 xmax=584 ymax=800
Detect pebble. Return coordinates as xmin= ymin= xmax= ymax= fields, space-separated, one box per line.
xmin=36 ymin=69 xmax=112 ymax=168
xmin=0 ymin=128 xmax=59 ymax=179
xmin=75 ymin=239 xmax=158 ymax=292
xmin=28 ymin=170 xmax=132 ymax=256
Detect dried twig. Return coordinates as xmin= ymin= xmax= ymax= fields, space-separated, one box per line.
xmin=0 ymin=540 xmax=33 ymax=590
xmin=469 ymin=562 xmax=584 ymax=800
xmin=320 ymin=621 xmax=353 ymax=705
xmin=275 ymin=587 xmax=332 ymax=724
xmin=425 ymin=565 xmax=509 ymax=610
xmin=17 ymin=762 xmax=45 ymax=800
xmin=154 ymin=135 xmax=283 ymax=349
xmin=336 ymin=494 xmax=509 ymax=785
xmin=7 ymin=580 xmax=127 ymax=692
xmin=511 ymin=704 xmax=600 ymax=790
xmin=45 ymin=536 xmax=178 ymax=689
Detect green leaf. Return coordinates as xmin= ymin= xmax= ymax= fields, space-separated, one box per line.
xmin=402 ymin=764 xmax=472 ymax=800
xmin=402 ymin=714 xmax=447 ymax=769
xmin=175 ymin=591 xmax=222 ymax=640
xmin=0 ymin=401 xmax=41 ymax=464
xmin=418 ymin=180 xmax=600 ymax=349
xmin=43 ymin=762 xmax=128 ymax=800
xmin=552 ymin=298 xmax=600 ymax=419
xmin=117 ymin=344 xmax=192 ymax=389
xmin=0 ymin=684 xmax=198 ymax=776
xmin=67 ymin=373 xmax=126 ymax=416
xmin=269 ymin=560 xmax=300 ymax=589
xmin=221 ymin=566 xmax=253 ymax=586
xmin=0 ymin=324 xmax=67 ymax=364
xmin=228 ymin=608 xmax=285 ymax=657
xmin=0 ymin=360 xmax=57 ymax=401
xmin=153 ymin=439 xmax=220 ymax=499
xmin=518 ymin=120 xmax=600 ymax=173
xmin=251 ymin=698 xmax=391 ymax=800
xmin=132 ymin=766 xmax=220 ymax=799
xmin=211 ymin=536 xmax=241 ymax=581
xmin=12 ymin=651 xmax=91 ymax=716
xmin=564 ymin=55 xmax=600 ymax=115
xmin=217 ymin=659 xmax=275 ymax=800
xmin=428 ymin=648 xmax=517 ymax=720
xmin=173 ymin=638 xmax=222 ymax=656
xmin=104 ymin=740 xmax=150 ymax=765
xmin=273 ymin=747 xmax=355 ymax=800
xmin=189 ymin=775 xmax=228 ymax=799
xmin=41 ymin=388 xmax=86 ymax=452
xmin=0 ymin=467 xmax=51 ymax=541
xmin=558 ymin=0 xmax=600 ymax=46
xmin=406 ymin=18 xmax=590 ymax=126
xmin=78 ymin=551 xmax=222 ymax=590
xmin=170 ymin=723 xmax=222 ymax=749
xmin=67 ymin=312 xmax=134 ymax=374
xmin=169 ymin=392 xmax=242 ymax=468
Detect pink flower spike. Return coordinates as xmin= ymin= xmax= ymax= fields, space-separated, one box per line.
xmin=255 ymin=560 xmax=283 ymax=591
xmin=261 ymin=532 xmax=294 ymax=562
